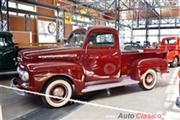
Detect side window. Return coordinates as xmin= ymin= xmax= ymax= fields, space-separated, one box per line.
xmin=0 ymin=37 xmax=8 ymax=47
xmin=165 ymin=39 xmax=176 ymax=44
xmin=88 ymin=32 xmax=114 ymax=46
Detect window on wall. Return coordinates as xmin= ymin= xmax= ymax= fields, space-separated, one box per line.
xmin=9 ymin=1 xmax=17 ymax=15
xmin=17 ymin=3 xmax=35 ymax=17
xmin=8 ymin=1 xmax=35 ymax=18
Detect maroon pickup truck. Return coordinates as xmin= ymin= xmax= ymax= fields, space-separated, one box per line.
xmin=11 ymin=26 xmax=168 ymax=108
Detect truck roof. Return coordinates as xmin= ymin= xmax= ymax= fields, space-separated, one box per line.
xmin=161 ymin=36 xmax=179 ymax=44
xmin=71 ymin=27 xmax=87 ymax=33
xmin=0 ymin=31 xmax=13 ymax=37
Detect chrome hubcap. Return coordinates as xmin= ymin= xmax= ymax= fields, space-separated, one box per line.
xmin=53 ymin=88 xmax=64 ymax=97
xmin=173 ymin=58 xmax=178 ymax=65
xmin=146 ymin=75 xmax=153 ymax=83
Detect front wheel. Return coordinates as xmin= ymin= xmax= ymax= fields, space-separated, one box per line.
xmin=170 ymin=57 xmax=178 ymax=67
xmin=139 ymin=69 xmax=157 ymax=90
xmin=42 ymin=77 xmax=73 ymax=108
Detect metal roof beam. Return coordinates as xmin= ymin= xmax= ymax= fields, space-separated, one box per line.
xmin=10 ymin=0 xmax=109 ymax=22
xmin=133 ymin=26 xmax=180 ymax=30
xmin=69 ymin=0 xmax=116 ymax=13
xmin=142 ymin=0 xmax=161 ymax=18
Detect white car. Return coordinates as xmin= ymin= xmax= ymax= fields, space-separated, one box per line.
xmin=121 ymin=43 xmax=144 ymax=52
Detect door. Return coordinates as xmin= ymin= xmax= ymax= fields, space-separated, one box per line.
xmin=84 ymin=31 xmax=121 ymax=81
xmin=0 ymin=36 xmax=17 ymax=71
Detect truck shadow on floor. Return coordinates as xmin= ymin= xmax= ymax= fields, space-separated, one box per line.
xmin=156 ymin=77 xmax=170 ymax=87
xmin=93 ymin=78 xmax=170 ymax=100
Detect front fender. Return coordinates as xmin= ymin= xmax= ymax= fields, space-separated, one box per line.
xmin=166 ymin=51 xmax=178 ymax=62
xmin=26 ymin=62 xmax=85 ymax=94
xmin=130 ymin=58 xmax=168 ymax=81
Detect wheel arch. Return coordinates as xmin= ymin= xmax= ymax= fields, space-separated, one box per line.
xmin=31 ymin=62 xmax=85 ymax=94
xmin=41 ymin=75 xmax=74 ymax=93
xmin=169 ymin=55 xmax=179 ymax=67
xmin=166 ymin=50 xmax=179 ymax=62
xmin=40 ymin=74 xmax=84 ymax=94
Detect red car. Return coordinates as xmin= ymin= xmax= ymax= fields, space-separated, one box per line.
xmin=144 ymin=36 xmax=180 ymax=67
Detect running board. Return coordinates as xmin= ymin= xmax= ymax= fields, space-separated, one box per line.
xmin=82 ymin=79 xmax=139 ymax=93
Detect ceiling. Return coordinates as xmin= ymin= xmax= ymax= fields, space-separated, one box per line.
xmin=60 ymin=0 xmax=180 ymax=20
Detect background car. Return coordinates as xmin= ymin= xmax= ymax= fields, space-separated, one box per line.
xmin=121 ymin=41 xmax=144 ymax=52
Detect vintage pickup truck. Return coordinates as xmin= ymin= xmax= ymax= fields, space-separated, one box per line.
xmin=144 ymin=36 xmax=180 ymax=67
xmin=11 ymin=26 xmax=168 ymax=108
xmin=0 ymin=31 xmax=63 ymax=75
xmin=0 ymin=31 xmax=18 ymax=75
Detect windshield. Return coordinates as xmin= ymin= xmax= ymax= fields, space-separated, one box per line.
xmin=0 ymin=36 xmax=14 ymax=47
xmin=65 ymin=31 xmax=86 ymax=46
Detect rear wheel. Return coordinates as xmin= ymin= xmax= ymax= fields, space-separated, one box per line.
xmin=42 ymin=77 xmax=73 ymax=108
xmin=139 ymin=69 xmax=157 ymax=90
xmin=170 ymin=57 xmax=178 ymax=67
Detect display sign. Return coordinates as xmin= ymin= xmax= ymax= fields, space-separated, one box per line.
xmin=64 ymin=12 xmax=72 ymax=24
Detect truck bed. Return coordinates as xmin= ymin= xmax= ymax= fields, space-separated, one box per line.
xmin=121 ymin=50 xmax=167 ymax=75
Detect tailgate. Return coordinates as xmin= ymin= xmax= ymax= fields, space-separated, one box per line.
xmin=143 ymin=48 xmax=165 ymax=52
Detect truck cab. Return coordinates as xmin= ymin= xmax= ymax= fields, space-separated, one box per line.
xmin=0 ymin=31 xmax=17 ymax=74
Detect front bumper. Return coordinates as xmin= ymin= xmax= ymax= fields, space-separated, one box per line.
xmin=176 ymin=97 xmax=180 ymax=108
xmin=10 ymin=77 xmax=26 ymax=96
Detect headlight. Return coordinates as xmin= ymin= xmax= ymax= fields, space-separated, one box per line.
xmin=17 ymin=67 xmax=29 ymax=82
xmin=21 ymin=71 xmax=29 ymax=82
xmin=17 ymin=67 xmax=21 ymax=73
xmin=17 ymin=57 xmax=22 ymax=62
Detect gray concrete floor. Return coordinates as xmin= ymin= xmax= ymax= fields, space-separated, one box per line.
xmin=0 ymin=77 xmax=43 ymax=120
xmin=60 ymin=67 xmax=180 ymax=120
xmin=0 ymin=68 xmax=180 ymax=120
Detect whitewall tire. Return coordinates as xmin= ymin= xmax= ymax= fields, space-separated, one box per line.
xmin=139 ymin=69 xmax=157 ymax=90
xmin=42 ymin=77 xmax=73 ymax=108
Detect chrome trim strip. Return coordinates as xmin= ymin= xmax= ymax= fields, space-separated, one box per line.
xmin=38 ymin=54 xmax=77 ymax=58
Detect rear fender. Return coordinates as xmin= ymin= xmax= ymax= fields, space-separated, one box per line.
xmin=28 ymin=62 xmax=85 ymax=94
xmin=130 ymin=58 xmax=168 ymax=81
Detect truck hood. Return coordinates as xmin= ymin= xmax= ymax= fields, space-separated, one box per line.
xmin=18 ymin=46 xmax=84 ymax=62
